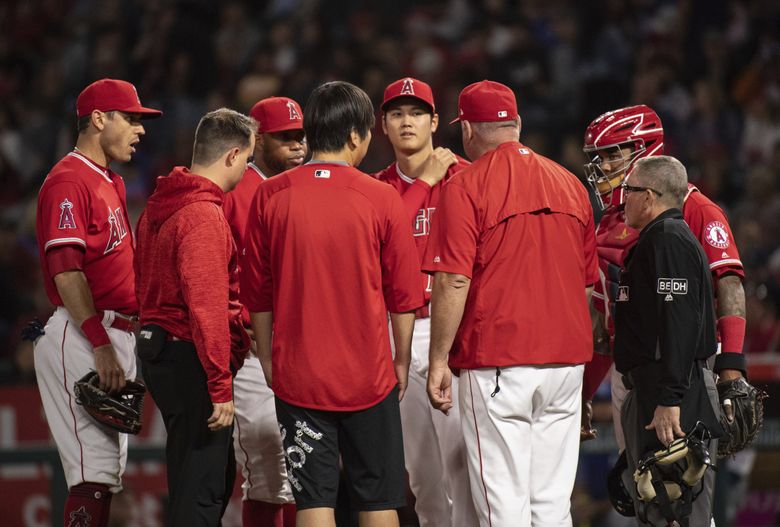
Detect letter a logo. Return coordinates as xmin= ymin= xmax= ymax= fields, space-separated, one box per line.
xmin=58 ymin=199 xmax=77 ymax=230
xmin=400 ymin=78 xmax=414 ymax=95
xmin=287 ymin=101 xmax=301 ymax=121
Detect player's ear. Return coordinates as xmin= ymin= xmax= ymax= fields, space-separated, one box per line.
xmin=431 ymin=113 xmax=439 ymax=133
xmin=348 ymin=128 xmax=361 ymax=150
xmin=91 ymin=110 xmax=106 ymax=132
xmin=225 ymin=146 xmax=241 ymax=167
xmin=381 ymin=114 xmax=388 ymax=136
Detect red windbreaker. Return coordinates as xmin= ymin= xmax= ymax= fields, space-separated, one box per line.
xmin=135 ymin=167 xmax=249 ymax=403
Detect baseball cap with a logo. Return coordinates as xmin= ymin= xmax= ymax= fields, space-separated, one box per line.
xmin=77 ymin=79 xmax=162 ymax=119
xmin=250 ymin=97 xmax=304 ymax=134
xmin=449 ymin=80 xmax=518 ymax=124
xmin=381 ymin=77 xmax=436 ymax=112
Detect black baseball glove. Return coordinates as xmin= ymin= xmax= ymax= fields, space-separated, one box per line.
xmin=717 ymin=377 xmax=767 ymax=458
xmin=73 ymin=371 xmax=146 ymax=435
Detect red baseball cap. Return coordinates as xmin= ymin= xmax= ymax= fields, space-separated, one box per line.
xmin=250 ymin=97 xmax=304 ymax=134
xmin=77 ymin=79 xmax=162 ymax=119
xmin=381 ymin=77 xmax=435 ymax=112
xmin=450 ymin=80 xmax=518 ymax=124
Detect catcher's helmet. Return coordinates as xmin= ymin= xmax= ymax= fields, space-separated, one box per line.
xmin=73 ymin=371 xmax=146 ymax=434
xmin=583 ymin=105 xmax=664 ymax=210
xmin=633 ymin=423 xmax=713 ymax=526
xmin=607 ymin=450 xmax=635 ymax=517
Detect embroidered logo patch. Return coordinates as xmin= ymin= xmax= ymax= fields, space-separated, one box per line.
xmin=705 ymin=221 xmax=729 ymax=249
xmin=616 ymin=286 xmax=629 ymax=302
xmin=657 ymin=278 xmax=688 ymax=296
xmin=314 ymin=169 xmax=330 ymax=179
xmin=58 ymin=199 xmax=77 ymax=230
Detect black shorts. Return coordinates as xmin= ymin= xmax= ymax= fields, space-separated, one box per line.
xmin=275 ymin=387 xmax=406 ymax=511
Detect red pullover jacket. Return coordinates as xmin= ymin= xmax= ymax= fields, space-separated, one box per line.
xmin=135 ymin=167 xmax=249 ymax=403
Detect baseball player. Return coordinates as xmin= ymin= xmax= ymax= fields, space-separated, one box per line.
xmin=580 ymin=105 xmax=747 ymax=447
xmin=222 ymin=96 xmax=306 ymax=527
xmin=242 ymin=81 xmax=424 ymax=527
xmin=373 ymin=77 xmax=476 ymax=527
xmin=33 ymin=78 xmax=160 ymax=527
xmin=424 ymin=80 xmax=599 ymax=527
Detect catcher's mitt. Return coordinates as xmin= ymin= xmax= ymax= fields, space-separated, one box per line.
xmin=717 ymin=377 xmax=767 ymax=458
xmin=73 ymin=371 xmax=146 ymax=435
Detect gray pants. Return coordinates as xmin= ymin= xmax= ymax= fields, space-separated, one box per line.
xmin=621 ymin=369 xmax=720 ymax=526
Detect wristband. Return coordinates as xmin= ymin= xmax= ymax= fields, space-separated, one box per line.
xmin=717 ymin=315 xmax=746 ymax=354
xmin=81 ymin=315 xmax=111 ymax=348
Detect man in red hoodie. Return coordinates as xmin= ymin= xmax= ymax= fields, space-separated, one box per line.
xmin=135 ymin=107 xmax=255 ymax=526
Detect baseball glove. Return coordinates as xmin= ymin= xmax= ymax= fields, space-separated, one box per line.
xmin=73 ymin=371 xmax=146 ymax=435
xmin=717 ymin=377 xmax=767 ymax=458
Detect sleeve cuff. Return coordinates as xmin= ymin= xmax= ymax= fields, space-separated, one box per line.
xmin=658 ymin=386 xmax=683 ymax=407
xmin=714 ymin=352 xmax=748 ymax=377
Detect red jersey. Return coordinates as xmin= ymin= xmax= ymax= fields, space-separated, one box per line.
xmin=36 ymin=151 xmax=137 ymax=313
xmin=223 ymin=163 xmax=268 ymax=326
xmin=135 ymin=167 xmax=249 ymax=404
xmin=223 ymin=163 xmax=268 ymax=257
xmin=241 ymin=162 xmax=424 ymax=411
xmin=373 ymin=155 xmax=470 ymax=309
xmin=422 ymin=142 xmax=599 ymax=369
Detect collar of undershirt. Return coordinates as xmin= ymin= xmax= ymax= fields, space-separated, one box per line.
xmin=305 ymin=159 xmax=350 ymax=166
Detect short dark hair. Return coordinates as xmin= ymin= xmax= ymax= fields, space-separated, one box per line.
xmin=76 ymin=110 xmax=117 ymax=134
xmin=304 ymin=81 xmax=375 ymax=153
xmin=383 ymin=96 xmax=434 ymax=116
xmin=192 ymin=108 xmax=256 ymax=166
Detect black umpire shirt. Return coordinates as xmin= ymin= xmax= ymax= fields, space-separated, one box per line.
xmin=613 ymin=209 xmax=721 ymax=435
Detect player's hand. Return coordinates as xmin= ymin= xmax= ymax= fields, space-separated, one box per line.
xmin=580 ymin=398 xmax=597 ymax=442
xmin=645 ymin=405 xmax=684 ymax=447
xmin=93 ymin=344 xmax=126 ymax=393
xmin=418 ymin=147 xmax=457 ymax=187
xmin=717 ymin=369 xmax=743 ymax=422
xmin=592 ymin=311 xmax=611 ymax=356
xmin=427 ymin=361 xmax=453 ymax=415
xmin=208 ymin=400 xmax=235 ymax=431
xmin=394 ymin=360 xmax=410 ymax=401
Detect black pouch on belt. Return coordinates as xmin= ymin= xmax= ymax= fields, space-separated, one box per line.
xmin=136 ymin=324 xmax=168 ymax=363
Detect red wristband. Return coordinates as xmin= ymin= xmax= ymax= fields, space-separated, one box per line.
xmin=81 ymin=315 xmax=111 ymax=348
xmin=717 ymin=315 xmax=746 ymax=354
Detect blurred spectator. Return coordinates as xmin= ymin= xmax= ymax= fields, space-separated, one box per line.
xmin=1 ymin=0 xmax=779 ymax=386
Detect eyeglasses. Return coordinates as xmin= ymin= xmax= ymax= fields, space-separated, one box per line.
xmin=621 ymin=183 xmax=663 ymax=197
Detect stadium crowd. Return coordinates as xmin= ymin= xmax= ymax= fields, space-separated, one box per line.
xmin=0 ymin=0 xmax=778 ymax=384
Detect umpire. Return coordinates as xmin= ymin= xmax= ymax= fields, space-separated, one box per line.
xmin=614 ymin=156 xmax=723 ymax=526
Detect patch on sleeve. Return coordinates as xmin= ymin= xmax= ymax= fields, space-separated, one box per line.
xmin=58 ymin=198 xmax=77 ymax=230
xmin=704 ymin=221 xmax=729 ymax=249
xmin=657 ymin=278 xmax=688 ymax=300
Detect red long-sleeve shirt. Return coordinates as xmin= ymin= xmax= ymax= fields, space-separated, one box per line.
xmin=135 ymin=167 xmax=249 ymax=403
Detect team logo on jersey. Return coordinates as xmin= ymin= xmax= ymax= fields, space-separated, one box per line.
xmin=58 ymin=199 xmax=77 ymax=230
xmin=400 ymin=78 xmax=415 ymax=95
xmin=287 ymin=101 xmax=302 ymax=121
xmin=68 ymin=505 xmax=92 ymax=527
xmin=705 ymin=221 xmax=730 ymax=249
xmin=104 ymin=207 xmax=128 ymax=254
xmin=414 ymin=207 xmax=435 ymax=236
xmin=314 ymin=169 xmax=330 ymax=179
xmin=616 ymin=286 xmax=629 ymax=302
